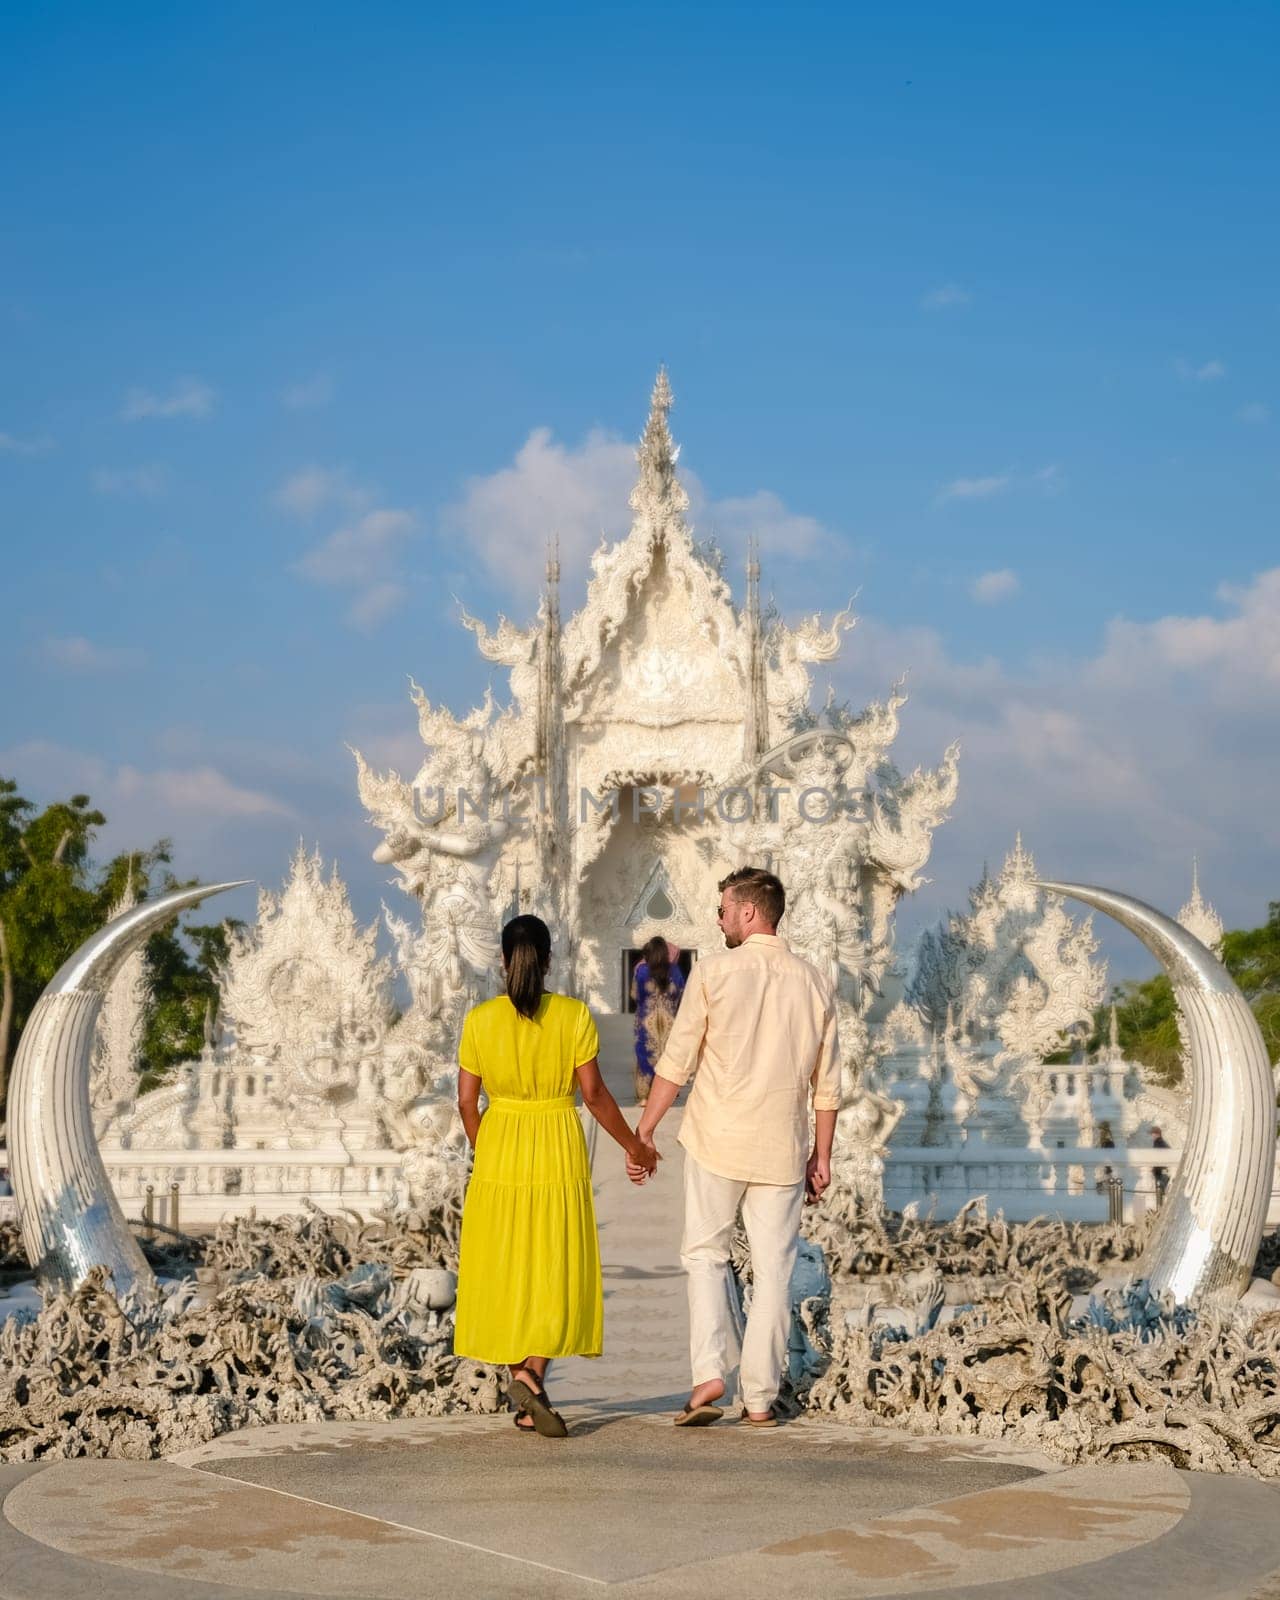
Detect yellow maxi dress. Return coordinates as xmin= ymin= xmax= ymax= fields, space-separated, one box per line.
xmin=453 ymin=991 xmax=604 ymax=1363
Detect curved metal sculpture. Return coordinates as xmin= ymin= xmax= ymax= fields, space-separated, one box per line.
xmin=1037 ymin=880 xmax=1274 ymax=1304
xmin=8 ymin=881 xmax=249 ymax=1300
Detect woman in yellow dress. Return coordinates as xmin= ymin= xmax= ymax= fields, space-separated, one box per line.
xmin=453 ymin=914 xmax=658 ymax=1436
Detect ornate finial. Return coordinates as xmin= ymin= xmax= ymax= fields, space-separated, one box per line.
xmin=1109 ymin=1001 xmax=1119 ymax=1052
xmin=998 ymin=832 xmax=1037 ymax=906
xmin=629 ymin=366 xmax=690 ymax=534
xmin=545 ymin=533 xmax=560 ymax=590
xmin=1178 ymin=855 xmax=1224 ymax=955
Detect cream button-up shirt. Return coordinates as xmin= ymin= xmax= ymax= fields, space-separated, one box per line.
xmin=654 ymin=933 xmax=841 ymax=1185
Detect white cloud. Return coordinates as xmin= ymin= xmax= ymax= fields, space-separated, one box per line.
xmin=970 ymin=568 xmax=1020 ymax=604
xmin=444 ymin=426 xmax=637 ymax=595
xmin=274 ymin=465 xmax=415 ymax=627
xmin=40 ymin=636 xmax=146 ymax=671
xmin=347 ymin=581 xmax=407 ymax=628
xmin=1237 ymin=402 xmax=1270 ymax=425
xmin=0 ymin=431 xmax=54 ymax=455
xmin=293 ymin=506 xmax=416 ymax=628
xmin=91 ymin=464 xmax=167 ymax=497
xmin=281 ymin=373 xmax=336 ymax=410
xmin=442 ymin=423 xmax=838 ymax=599
xmin=295 ymin=508 xmax=415 ymax=586
xmin=0 ymin=739 xmax=295 ymax=860
xmin=936 ymin=465 xmax=1062 ymax=506
xmin=921 ymin=283 xmax=972 ymax=311
xmin=272 ymin=465 xmax=370 ymax=519
xmin=120 ymin=377 xmax=216 ymax=421
xmin=831 ymin=567 xmax=1280 ymax=969
xmin=936 ymin=474 xmax=1010 ymax=504
xmin=1174 ymin=357 xmax=1227 ymax=383
xmin=701 ymin=489 xmax=829 ymax=558
xmin=113 ymin=763 xmax=295 ymax=819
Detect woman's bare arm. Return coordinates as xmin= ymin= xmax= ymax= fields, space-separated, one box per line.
xmin=576 ymin=1058 xmax=658 ymax=1173
xmin=457 ymin=1068 xmax=484 ymax=1150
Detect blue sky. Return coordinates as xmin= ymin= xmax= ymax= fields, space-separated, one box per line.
xmin=2 ymin=2 xmax=1278 ymax=977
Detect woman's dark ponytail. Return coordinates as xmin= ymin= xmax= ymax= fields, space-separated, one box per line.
xmin=643 ymin=934 xmax=672 ymax=993
xmin=502 ymin=915 xmax=551 ymax=1019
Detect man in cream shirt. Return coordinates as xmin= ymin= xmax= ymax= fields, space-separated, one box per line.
xmin=631 ymin=866 xmax=841 ymax=1426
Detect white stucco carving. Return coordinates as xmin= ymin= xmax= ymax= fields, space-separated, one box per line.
xmin=903 ymin=836 xmax=1108 ymax=1146
xmin=97 ymin=848 xmax=466 ymax=1213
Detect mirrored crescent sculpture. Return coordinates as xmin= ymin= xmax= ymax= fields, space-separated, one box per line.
xmin=8 ymin=880 xmax=249 ymax=1300
xmin=1037 ymin=880 xmax=1275 ymax=1304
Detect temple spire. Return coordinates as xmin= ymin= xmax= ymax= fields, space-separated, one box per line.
xmin=534 ymin=536 xmax=566 ymax=924
xmin=536 ymin=537 xmax=564 ymax=801
xmin=743 ymin=537 xmax=770 ymax=760
xmin=629 ymin=366 xmax=690 ymax=538
xmin=1178 ymin=854 xmax=1224 ymax=955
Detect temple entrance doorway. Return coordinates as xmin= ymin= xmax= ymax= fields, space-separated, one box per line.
xmin=621 ymin=947 xmax=696 ymax=1013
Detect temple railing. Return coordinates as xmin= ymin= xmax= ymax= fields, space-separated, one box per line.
xmin=0 ymin=1145 xmax=408 ymax=1228
xmin=882 ymin=1143 xmax=1205 ymax=1223
xmin=1 ymin=1139 xmax=1277 ymax=1231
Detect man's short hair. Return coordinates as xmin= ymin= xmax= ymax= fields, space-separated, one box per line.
xmin=718 ymin=866 xmax=785 ymax=927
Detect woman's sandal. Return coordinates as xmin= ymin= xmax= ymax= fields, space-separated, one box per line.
xmin=507 ymin=1374 xmax=569 ymax=1438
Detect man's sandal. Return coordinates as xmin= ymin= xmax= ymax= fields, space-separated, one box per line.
xmin=673 ymin=1402 xmax=724 ymax=1426
xmin=507 ymin=1375 xmax=569 ymax=1438
xmin=739 ymin=1408 xmax=779 ymax=1428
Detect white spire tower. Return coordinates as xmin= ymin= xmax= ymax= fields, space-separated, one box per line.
xmin=1178 ymin=857 xmax=1225 ymax=955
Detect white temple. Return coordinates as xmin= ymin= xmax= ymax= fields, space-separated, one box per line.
xmin=351 ymin=369 xmax=960 ymax=1178
xmin=69 ymin=374 xmax=1248 ymax=1228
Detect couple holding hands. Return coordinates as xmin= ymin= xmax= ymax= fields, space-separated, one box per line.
xmin=453 ymin=866 xmax=841 ymax=1437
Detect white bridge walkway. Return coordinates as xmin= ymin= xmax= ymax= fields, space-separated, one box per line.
xmin=555 ymin=1012 xmax=691 ymax=1411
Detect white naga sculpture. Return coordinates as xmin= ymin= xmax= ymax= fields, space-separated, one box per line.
xmin=352 ymin=370 xmax=961 ymax=1177
xmin=1040 ymin=882 xmax=1274 ymax=1305
xmin=9 ymin=882 xmax=246 ymax=1297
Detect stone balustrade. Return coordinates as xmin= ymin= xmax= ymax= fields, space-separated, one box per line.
xmin=0 ymin=1146 xmax=407 ymax=1228
xmin=2 ymin=1139 xmax=1277 ymax=1234
xmin=881 ymin=1143 xmax=1271 ymax=1224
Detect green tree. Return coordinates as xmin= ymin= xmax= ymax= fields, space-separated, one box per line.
xmin=1221 ymin=901 xmax=1280 ymax=1063
xmin=138 ymin=915 xmax=237 ymax=1092
xmin=0 ymin=780 xmax=107 ymax=1105
xmin=1080 ymin=899 xmax=1280 ymax=1087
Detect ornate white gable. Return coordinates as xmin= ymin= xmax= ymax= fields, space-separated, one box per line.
xmin=624 ymin=859 xmax=691 ymax=927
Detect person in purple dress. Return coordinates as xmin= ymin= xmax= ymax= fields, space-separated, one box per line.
xmin=630 ymin=936 xmax=685 ymax=1104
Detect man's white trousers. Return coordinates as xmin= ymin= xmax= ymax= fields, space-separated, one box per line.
xmin=680 ymin=1151 xmax=804 ymax=1413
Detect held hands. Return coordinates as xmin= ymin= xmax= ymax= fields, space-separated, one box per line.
xmin=626 ymin=1132 xmax=660 ymax=1185
xmin=805 ymin=1149 xmax=831 ymax=1206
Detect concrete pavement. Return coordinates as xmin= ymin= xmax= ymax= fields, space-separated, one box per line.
xmin=4 ymin=1087 xmax=1280 ymax=1596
